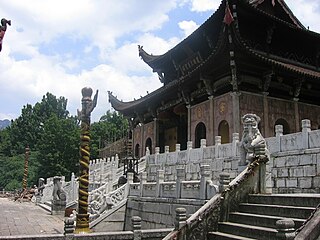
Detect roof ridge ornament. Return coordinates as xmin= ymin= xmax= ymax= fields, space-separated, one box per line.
xmin=223 ymin=1 xmax=234 ymax=25
xmin=0 ymin=18 xmax=11 ymax=52
xmin=249 ymin=0 xmax=275 ymax=7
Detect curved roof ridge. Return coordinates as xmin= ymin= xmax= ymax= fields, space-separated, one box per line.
xmin=137 ymin=0 xmax=226 ymax=68
xmin=231 ymin=22 xmax=320 ymax=79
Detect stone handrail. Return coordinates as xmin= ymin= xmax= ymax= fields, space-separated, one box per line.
xmin=163 ymin=156 xmax=267 ymax=240
xmin=295 ymin=203 xmax=320 ymax=240
xmin=89 ymin=182 xmax=128 ymax=220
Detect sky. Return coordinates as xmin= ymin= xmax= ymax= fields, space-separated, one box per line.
xmin=0 ymin=0 xmax=319 ymax=122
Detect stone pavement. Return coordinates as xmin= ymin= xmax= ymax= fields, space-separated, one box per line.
xmin=0 ymin=198 xmax=64 ymax=236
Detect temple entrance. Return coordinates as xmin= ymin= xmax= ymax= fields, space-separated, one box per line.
xmin=145 ymin=138 xmax=152 ymax=154
xmin=134 ymin=144 xmax=140 ymax=158
xmin=218 ymin=120 xmax=229 ymax=143
xmin=275 ymin=118 xmax=290 ymax=134
xmin=195 ymin=122 xmax=206 ymax=148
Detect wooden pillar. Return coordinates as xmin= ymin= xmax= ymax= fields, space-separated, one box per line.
xmin=208 ymin=96 xmax=214 ymax=146
xmin=294 ymin=98 xmax=300 ymax=132
xmin=187 ymin=105 xmax=191 ymax=141
xmin=231 ymin=92 xmax=240 ymax=135
xmin=263 ymin=92 xmax=270 ymax=137
xmin=153 ymin=118 xmax=159 ymax=151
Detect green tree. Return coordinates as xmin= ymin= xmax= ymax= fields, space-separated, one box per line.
xmin=36 ymin=115 xmax=80 ymax=180
xmin=90 ymin=110 xmax=128 ymax=159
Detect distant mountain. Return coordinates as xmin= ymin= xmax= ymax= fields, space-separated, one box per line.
xmin=0 ymin=119 xmax=11 ymax=130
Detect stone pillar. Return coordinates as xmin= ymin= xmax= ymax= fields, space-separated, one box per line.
xmin=215 ymin=136 xmax=221 ymax=159
xmin=187 ymin=105 xmax=191 ymax=141
xmin=263 ymin=92 xmax=270 ymax=137
xmin=64 ymin=218 xmax=75 ymax=237
xmin=156 ymin=170 xmax=164 ymax=197
xmin=132 ymin=216 xmax=142 ymax=240
xmin=176 ymin=168 xmax=185 ymax=199
xmin=232 ymin=133 xmax=239 ymax=157
xmin=275 ymin=125 xmax=283 ymax=152
xmin=155 ymin=147 xmax=160 ymax=154
xmin=165 ymin=145 xmax=170 ymax=153
xmin=200 ymin=165 xmax=211 ymax=200
xmin=175 ymin=208 xmax=187 ymax=230
xmin=215 ymin=136 xmax=221 ymax=145
xmin=301 ymin=119 xmax=311 ymax=149
xmin=276 ymin=219 xmax=295 ymax=239
xmin=75 ymin=88 xmax=98 ymax=234
xmin=175 ymin=144 xmax=181 ymax=152
xmin=219 ymin=173 xmax=230 ymax=193
xmin=140 ymin=172 xmax=147 ymax=197
xmin=187 ymin=141 xmax=192 ymax=150
xmin=200 ymin=139 xmax=206 ymax=148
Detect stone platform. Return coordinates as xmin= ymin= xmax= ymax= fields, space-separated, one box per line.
xmin=0 ymin=198 xmax=64 ymax=236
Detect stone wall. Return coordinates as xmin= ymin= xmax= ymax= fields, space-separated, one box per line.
xmin=125 ymin=196 xmax=206 ymax=230
xmin=145 ymin=119 xmax=320 ymax=194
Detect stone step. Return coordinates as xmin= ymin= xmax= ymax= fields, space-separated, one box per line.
xmin=239 ymin=203 xmax=314 ymax=219
xmin=217 ymin=222 xmax=277 ymax=240
xmin=208 ymin=231 xmax=257 ymax=240
xmin=229 ymin=212 xmax=305 ymax=229
xmin=248 ymin=194 xmax=320 ymax=208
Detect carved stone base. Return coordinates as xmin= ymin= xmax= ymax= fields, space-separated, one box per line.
xmin=51 ymin=199 xmax=66 ymax=215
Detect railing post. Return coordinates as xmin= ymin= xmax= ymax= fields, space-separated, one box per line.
xmin=132 ymin=216 xmax=142 ymax=240
xmin=156 ymin=170 xmax=164 ymax=198
xmin=175 ymin=207 xmax=187 ymax=230
xmin=301 ymin=119 xmax=311 ymax=149
xmin=64 ymin=217 xmax=75 ymax=238
xmin=165 ymin=145 xmax=170 ymax=153
xmin=276 ymin=218 xmax=295 ymax=239
xmin=232 ymin=133 xmax=239 ymax=157
xmin=175 ymin=144 xmax=181 ymax=152
xmin=187 ymin=141 xmax=192 ymax=150
xmin=275 ymin=125 xmax=283 ymax=152
xmin=200 ymin=165 xmax=211 ymax=199
xmin=140 ymin=172 xmax=147 ymax=197
xmin=215 ymin=136 xmax=221 ymax=159
xmin=200 ymin=139 xmax=206 ymax=148
xmin=219 ymin=173 xmax=230 ymax=193
xmin=176 ymin=168 xmax=185 ymax=199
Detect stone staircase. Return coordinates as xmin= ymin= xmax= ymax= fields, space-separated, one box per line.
xmin=208 ymin=194 xmax=320 ymax=240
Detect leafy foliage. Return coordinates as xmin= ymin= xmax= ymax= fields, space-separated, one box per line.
xmin=0 ymin=93 xmax=129 ymax=191
xmin=90 ymin=110 xmax=128 ymax=159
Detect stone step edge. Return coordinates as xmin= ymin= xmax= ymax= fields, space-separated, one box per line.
xmin=219 ymin=221 xmax=278 ymax=233
xmin=239 ymin=203 xmax=315 ymax=211
xmin=229 ymin=211 xmax=307 ymax=222
xmin=208 ymin=231 xmax=257 ymax=240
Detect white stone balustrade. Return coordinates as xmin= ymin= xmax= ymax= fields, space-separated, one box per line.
xmin=129 ymin=165 xmax=218 ymax=200
xmin=143 ymin=119 xmax=320 ymax=194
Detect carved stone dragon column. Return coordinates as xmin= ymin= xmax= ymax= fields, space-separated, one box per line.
xmin=75 ymin=87 xmax=98 ymax=233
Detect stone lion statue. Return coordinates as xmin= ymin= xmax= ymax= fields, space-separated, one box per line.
xmin=239 ymin=113 xmax=269 ymax=165
xmin=52 ymin=176 xmax=66 ymax=201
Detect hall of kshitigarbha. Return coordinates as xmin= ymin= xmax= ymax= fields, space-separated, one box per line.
xmin=108 ymin=0 xmax=320 ymax=158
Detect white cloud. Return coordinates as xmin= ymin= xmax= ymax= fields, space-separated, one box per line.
xmin=285 ymin=0 xmax=320 ymax=33
xmin=189 ymin=0 xmax=220 ymax=12
xmin=178 ymin=20 xmax=199 ymax=37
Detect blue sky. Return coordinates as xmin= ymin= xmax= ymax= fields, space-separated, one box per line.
xmin=0 ymin=0 xmax=319 ymax=122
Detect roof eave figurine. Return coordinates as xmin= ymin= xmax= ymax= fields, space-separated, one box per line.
xmin=0 ymin=18 xmax=11 ymax=52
